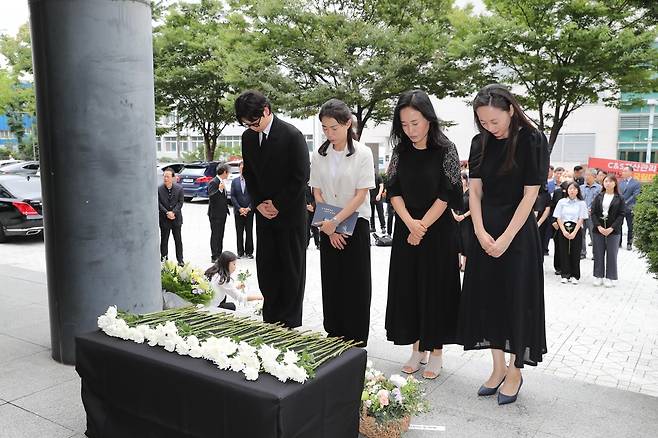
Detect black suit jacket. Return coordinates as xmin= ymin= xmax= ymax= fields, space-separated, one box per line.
xmin=230 ymin=176 xmax=253 ymax=214
xmin=591 ymin=193 xmax=626 ymax=235
xmin=158 ymin=183 xmax=184 ymax=227
xmin=207 ymin=177 xmax=230 ymax=220
xmin=241 ymin=115 xmax=310 ymax=229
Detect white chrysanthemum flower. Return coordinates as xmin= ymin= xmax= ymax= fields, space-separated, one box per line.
xmin=282 ymin=350 xmax=299 ymax=365
xmin=106 ymin=306 xmax=118 ymax=319
xmin=258 ymin=344 xmax=281 ymax=364
xmin=287 ymin=364 xmax=308 ymax=383
xmin=128 ymin=327 xmax=145 ymax=344
xmin=243 ymin=366 xmax=259 ymax=381
xmin=229 ymin=357 xmax=245 ymax=372
xmin=238 ymin=341 xmax=257 ymax=357
xmin=175 ymin=341 xmax=190 ymax=356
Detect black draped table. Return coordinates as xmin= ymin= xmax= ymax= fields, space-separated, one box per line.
xmin=75 ymin=331 xmax=366 ymax=438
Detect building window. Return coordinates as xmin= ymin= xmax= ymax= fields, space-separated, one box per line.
xmin=305 ymin=134 xmax=313 ymax=152
xmin=164 ymin=136 xmax=176 ymax=152
xmin=217 ymin=135 xmax=242 ymax=150
xmin=156 ymin=137 xmax=161 ymax=152
xmin=0 ymin=130 xmax=12 ymax=139
xmin=190 ymin=136 xmax=204 ymax=151
xmin=551 ymin=133 xmax=595 ymax=163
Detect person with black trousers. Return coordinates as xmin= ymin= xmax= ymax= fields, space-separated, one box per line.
xmin=553 ymin=182 xmax=589 ymax=284
xmin=305 ymin=185 xmax=320 ymax=249
xmin=235 ymin=90 xmax=310 ymax=328
xmin=208 ymin=163 xmax=230 ymax=263
xmin=550 ymin=179 xmax=570 ymax=273
xmin=231 ymin=161 xmax=255 ymax=258
xmin=370 ymin=169 xmax=386 ymax=234
xmin=591 ymin=174 xmax=626 ymax=287
xmin=158 ymin=168 xmax=185 ymax=266
xmin=310 ymin=98 xmax=375 ymax=346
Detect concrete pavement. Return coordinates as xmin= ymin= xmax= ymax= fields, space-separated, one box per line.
xmin=0 ymin=201 xmax=657 ymax=437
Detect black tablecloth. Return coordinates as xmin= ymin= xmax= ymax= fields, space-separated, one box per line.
xmin=76 ymin=331 xmax=366 ymax=438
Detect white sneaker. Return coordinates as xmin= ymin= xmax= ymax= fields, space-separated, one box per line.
xmin=570 ymin=278 xmax=579 ymax=285
xmin=604 ymin=278 xmax=614 ymax=288
xmin=593 ymin=277 xmax=603 ymax=286
xmin=561 ymin=277 xmax=568 ymax=284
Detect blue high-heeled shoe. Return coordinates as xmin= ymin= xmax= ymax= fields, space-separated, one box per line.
xmin=497 ymin=376 xmax=523 ymax=405
xmin=477 ymin=376 xmax=505 ymax=396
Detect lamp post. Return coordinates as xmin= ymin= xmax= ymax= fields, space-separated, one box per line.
xmin=647 ymin=98 xmax=656 ymax=164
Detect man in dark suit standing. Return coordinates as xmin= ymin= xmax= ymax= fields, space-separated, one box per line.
xmin=619 ymin=165 xmax=642 ymax=250
xmin=208 ymin=162 xmax=230 ymax=262
xmin=231 ymin=161 xmax=254 ymax=259
xmin=235 ymin=90 xmax=310 ymax=328
xmin=158 ymin=167 xmax=184 ymax=266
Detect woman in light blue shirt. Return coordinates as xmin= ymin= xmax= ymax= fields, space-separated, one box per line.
xmin=553 ymin=182 xmax=589 ymax=284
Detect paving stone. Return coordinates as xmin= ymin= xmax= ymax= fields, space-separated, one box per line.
xmin=0 ymin=404 xmax=73 ymax=438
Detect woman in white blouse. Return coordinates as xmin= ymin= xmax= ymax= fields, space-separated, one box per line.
xmin=204 ymin=251 xmax=262 ymax=310
xmin=553 ymin=182 xmax=589 ymax=284
xmin=590 ymin=175 xmax=627 ymax=287
xmin=309 ymin=98 xmax=375 ymax=346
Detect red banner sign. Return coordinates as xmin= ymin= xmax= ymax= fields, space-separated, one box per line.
xmin=587 ymin=157 xmax=658 ymax=183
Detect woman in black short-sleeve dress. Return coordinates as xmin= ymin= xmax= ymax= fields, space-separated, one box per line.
xmin=458 ymin=84 xmax=549 ymax=405
xmin=385 ymin=90 xmax=462 ymax=380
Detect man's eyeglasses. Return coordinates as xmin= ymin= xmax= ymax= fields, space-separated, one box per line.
xmin=241 ymin=116 xmax=262 ymax=128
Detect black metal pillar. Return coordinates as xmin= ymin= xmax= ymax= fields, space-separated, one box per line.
xmin=29 ymin=0 xmax=162 ymax=364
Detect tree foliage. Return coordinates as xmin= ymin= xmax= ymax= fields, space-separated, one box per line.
xmin=0 ymin=23 xmax=37 ymax=158
xmin=459 ymin=0 xmax=658 ymax=147
xmin=234 ymin=0 xmax=476 ymax=139
xmin=153 ymin=0 xmax=258 ymax=161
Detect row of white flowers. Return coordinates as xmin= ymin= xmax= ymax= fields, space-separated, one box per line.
xmin=97 ymin=306 xmax=308 ymax=383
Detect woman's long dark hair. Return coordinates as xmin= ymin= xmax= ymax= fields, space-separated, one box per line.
xmin=390 ymin=89 xmax=453 ymax=153
xmin=472 ymin=84 xmax=536 ymax=174
xmin=318 ymin=98 xmax=356 ymax=157
xmin=204 ymin=251 xmax=238 ymax=285
xmin=603 ymin=174 xmax=620 ymax=195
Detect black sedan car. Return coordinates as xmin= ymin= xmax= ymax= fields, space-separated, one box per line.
xmin=0 ymin=174 xmax=44 ymax=242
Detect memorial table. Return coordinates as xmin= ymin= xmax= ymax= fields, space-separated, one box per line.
xmin=76 ymin=331 xmax=366 ymax=438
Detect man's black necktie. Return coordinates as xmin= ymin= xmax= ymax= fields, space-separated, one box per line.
xmin=261 ymin=132 xmax=267 ymax=146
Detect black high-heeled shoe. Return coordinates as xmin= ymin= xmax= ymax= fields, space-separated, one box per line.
xmin=477 ymin=376 xmax=505 ymax=396
xmin=497 ymin=376 xmax=523 ymax=405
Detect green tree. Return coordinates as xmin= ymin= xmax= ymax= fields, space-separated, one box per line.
xmin=154 ymin=0 xmax=254 ymax=161
xmin=460 ymin=0 xmax=658 ymax=147
xmin=235 ymin=0 xmax=473 ymax=139
xmin=0 ymin=23 xmax=37 ymax=158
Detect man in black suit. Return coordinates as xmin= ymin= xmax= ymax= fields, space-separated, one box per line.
xmin=208 ymin=162 xmax=230 ymax=262
xmin=231 ymin=161 xmax=254 ymax=258
xmin=235 ymin=90 xmax=310 ymax=328
xmin=305 ymin=184 xmax=320 ymax=249
xmin=158 ymin=168 xmax=184 ymax=266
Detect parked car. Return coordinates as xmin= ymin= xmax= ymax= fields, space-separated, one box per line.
xmin=156 ymin=162 xmax=186 ymax=177
xmin=177 ymin=162 xmax=220 ymax=201
xmin=0 ymin=159 xmax=24 ymax=168
xmin=0 ymin=161 xmax=39 ymax=176
xmin=0 ymin=174 xmax=44 ymax=242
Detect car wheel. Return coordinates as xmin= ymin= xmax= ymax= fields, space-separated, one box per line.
xmin=0 ymin=226 xmax=7 ymax=243
xmin=184 ymin=196 xmax=193 ymax=202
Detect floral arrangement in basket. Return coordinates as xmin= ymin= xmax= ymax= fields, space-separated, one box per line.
xmin=161 ymin=260 xmax=213 ymax=305
xmin=97 ymin=306 xmax=358 ymax=383
xmin=359 ymin=361 xmax=429 ymax=438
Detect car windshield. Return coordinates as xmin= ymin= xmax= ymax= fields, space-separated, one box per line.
xmin=1 ymin=177 xmax=41 ymax=199
xmin=179 ymin=166 xmax=205 ymax=177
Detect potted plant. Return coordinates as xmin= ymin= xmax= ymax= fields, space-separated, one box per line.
xmin=359 ymin=361 xmax=429 ymax=438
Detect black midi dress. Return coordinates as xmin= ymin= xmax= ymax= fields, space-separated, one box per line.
xmin=385 ymin=144 xmax=462 ymax=352
xmin=458 ymin=127 xmax=549 ymax=367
